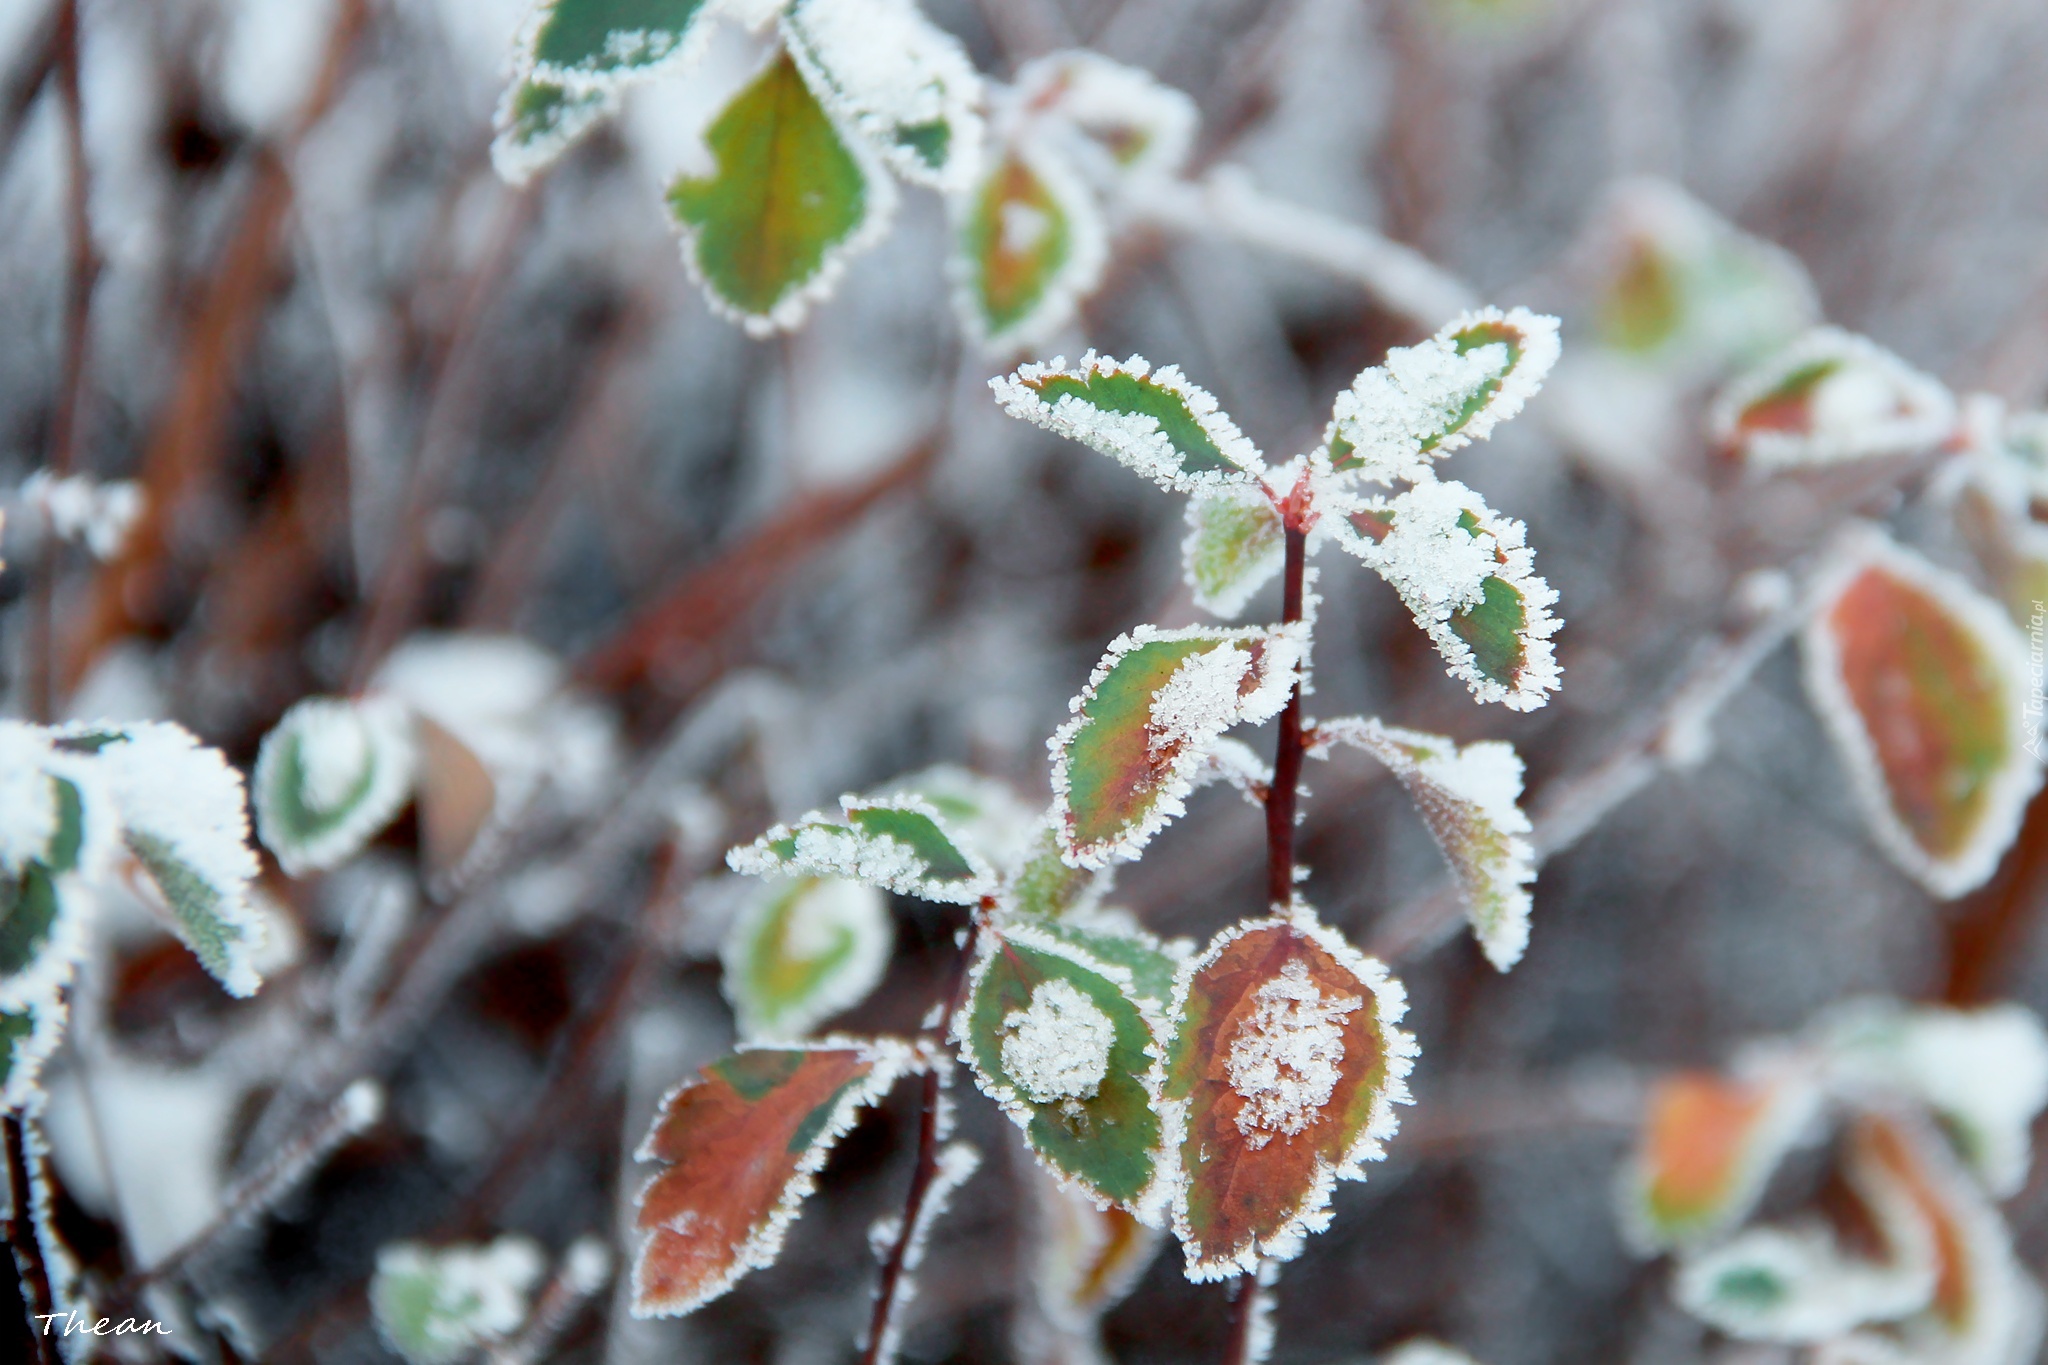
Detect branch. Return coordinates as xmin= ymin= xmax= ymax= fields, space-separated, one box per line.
xmin=3 ymin=1116 xmax=58 ymax=1365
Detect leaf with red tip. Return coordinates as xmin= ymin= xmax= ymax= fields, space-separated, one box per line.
xmin=1050 ymin=625 xmax=1302 ymax=869
xmin=1619 ymin=1065 xmax=1820 ymax=1252
xmin=632 ymin=1039 xmax=919 ymax=1316
xmin=1802 ymin=532 xmax=2041 ymax=898
xmin=1712 ymin=328 xmax=1955 ymax=469
xmin=1159 ymin=909 xmax=1415 ymax=1280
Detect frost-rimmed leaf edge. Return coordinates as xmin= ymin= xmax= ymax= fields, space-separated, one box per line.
xmin=727 ymin=792 xmax=998 ymax=904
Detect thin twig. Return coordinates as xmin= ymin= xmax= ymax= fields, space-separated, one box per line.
xmin=4 ymin=1115 xmax=59 ymax=1365
xmin=860 ymin=905 xmax=985 ymax=1365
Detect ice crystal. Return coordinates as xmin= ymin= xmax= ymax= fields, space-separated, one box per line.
xmin=1226 ymin=959 xmax=1364 ymax=1149
xmin=1002 ymin=978 xmax=1117 ymax=1105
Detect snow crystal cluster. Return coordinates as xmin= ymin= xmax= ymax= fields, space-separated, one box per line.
xmin=1002 ymin=979 xmax=1116 ymax=1105
xmin=1226 ymin=959 xmax=1362 ymax=1148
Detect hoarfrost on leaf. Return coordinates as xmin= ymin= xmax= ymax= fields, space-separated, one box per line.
xmin=781 ymin=0 xmax=985 ymax=193
xmin=1183 ymin=485 xmax=1286 ymax=619
xmin=517 ymin=0 xmax=720 ymax=95
xmin=1712 ymin=327 xmax=1957 ymax=469
xmin=721 ymin=876 xmax=894 ymax=1041
xmin=1225 ymin=959 xmax=1362 ymax=1149
xmin=1009 ymin=50 xmax=1198 ymax=185
xmin=371 ymin=1236 xmax=546 ymax=1365
xmin=253 ymin=695 xmax=419 ymax=877
xmin=1674 ymin=1223 xmax=1934 ymax=1344
xmin=1001 ymin=978 xmax=1117 ymax=1105
xmin=991 ymin=352 xmax=1265 ymax=494
xmin=491 ymin=76 xmax=617 ymax=185
xmin=1320 ymin=307 xmax=1560 ymax=486
xmin=0 ymin=722 xmax=59 ymax=872
xmin=728 ymin=793 xmax=996 ymax=904
xmin=951 ymin=136 xmax=1107 ymax=350
xmin=1307 ymin=717 xmax=1535 ymax=970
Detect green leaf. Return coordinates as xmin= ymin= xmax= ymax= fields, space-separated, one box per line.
xmin=253 ymin=695 xmax=418 ymax=878
xmin=956 ymin=920 xmax=1168 ymax=1215
xmin=720 ymin=877 xmax=893 ymax=1041
xmin=1050 ymin=625 xmax=1302 ymax=869
xmin=1712 ymin=327 xmax=1955 ymax=469
xmin=523 ymin=0 xmax=717 ymax=91
xmin=1326 ymin=480 xmax=1562 ymax=710
xmin=1025 ymin=912 xmax=1187 ymax=1006
xmin=667 ymin=51 xmax=893 ymax=336
xmin=867 ymin=766 xmax=1038 ymax=874
xmin=1 ymin=1000 xmax=61 ymax=1111
xmin=371 ymin=1237 xmax=546 ymax=1365
xmin=634 ymin=1039 xmax=919 ymax=1315
xmin=491 ymin=77 xmax=617 ymax=186
xmin=993 ymin=353 xmax=1264 ymax=494
xmin=1006 ymin=828 xmax=1113 ymax=920
xmin=953 ymin=140 xmax=1106 ymax=350
xmin=1306 ymin=718 xmax=1534 ymax=971
xmin=1183 ymin=485 xmax=1285 ymax=618
xmin=1802 ymin=530 xmax=2039 ymax=898
xmin=729 ymin=794 xmax=996 ymax=904
xmin=0 ymin=864 xmax=61 ymax=985
xmin=1159 ymin=908 xmax=1415 ymax=1280
xmin=1319 ymin=307 xmax=1560 ymax=486
xmin=781 ymin=0 xmax=985 ymax=192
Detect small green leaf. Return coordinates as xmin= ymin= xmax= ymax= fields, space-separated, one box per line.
xmin=721 ymin=877 xmax=893 ymax=1041
xmin=1159 ymin=908 xmax=1415 ymax=1280
xmin=372 ymin=1237 xmax=546 ymax=1365
xmin=954 ymin=141 xmax=1105 ymax=349
xmin=491 ymin=77 xmax=616 ymax=185
xmin=1802 ymin=530 xmax=2039 ymax=898
xmin=1183 ymin=485 xmax=1285 ymax=618
xmin=1050 ymin=625 xmax=1301 ymax=869
xmin=993 ymin=353 xmax=1264 ymax=494
xmin=956 ymin=921 xmax=1168 ymax=1215
xmin=729 ymin=795 xmax=996 ymax=904
xmin=254 ymin=695 xmax=418 ymax=878
xmin=1712 ymin=327 xmax=1956 ymax=469
xmin=667 ymin=51 xmax=893 ymax=336
xmin=1 ymin=1001 xmax=61 ymax=1111
xmin=1306 ymin=718 xmax=1534 ymax=971
xmin=524 ymin=0 xmax=717 ymax=90
xmin=1320 ymin=307 xmax=1560 ymax=486
xmin=1006 ymin=828 xmax=1112 ymax=920
xmin=781 ymin=0 xmax=985 ymax=192
xmin=0 ymin=864 xmax=61 ymax=984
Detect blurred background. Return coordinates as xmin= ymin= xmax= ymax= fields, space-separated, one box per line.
xmin=5 ymin=0 xmax=2048 ymax=1361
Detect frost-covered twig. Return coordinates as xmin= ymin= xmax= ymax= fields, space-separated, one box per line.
xmin=3 ymin=1115 xmax=59 ymax=1365
xmin=1134 ymin=169 xmax=1478 ymax=331
xmin=860 ymin=911 xmax=986 ymax=1365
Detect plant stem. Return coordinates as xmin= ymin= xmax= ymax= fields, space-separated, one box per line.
xmin=1225 ymin=521 xmax=1311 ymax=1365
xmin=860 ymin=904 xmax=985 ymax=1365
xmin=4 ymin=1115 xmax=59 ymax=1365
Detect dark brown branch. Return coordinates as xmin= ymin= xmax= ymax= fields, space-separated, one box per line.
xmin=4 ymin=1115 xmax=59 ymax=1365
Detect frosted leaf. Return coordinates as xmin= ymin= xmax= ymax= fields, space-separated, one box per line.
xmin=1022 ymin=1159 xmax=1162 ymax=1359
xmin=1842 ymin=1112 xmax=2043 ymax=1365
xmin=1320 ymin=307 xmax=1560 ymax=487
xmin=515 ymin=0 xmax=719 ymax=95
xmin=633 ymin=1038 xmax=920 ymax=1315
xmin=1306 ymin=717 xmax=1534 ymax=970
xmin=491 ymin=76 xmax=617 ymax=185
xmin=1020 ymin=907 xmax=1191 ymax=1007
xmin=1049 ymin=624 xmax=1303 ymax=869
xmin=1183 ymin=485 xmax=1286 ymax=619
xmin=1674 ymin=1223 xmax=1935 ymax=1344
xmin=781 ymin=0 xmax=985 ymax=193
xmin=720 ymin=877 xmax=893 ymax=1041
xmin=1160 ymin=907 xmax=1416 ymax=1280
xmin=991 ymin=353 xmax=1265 ymax=494
xmin=1583 ymin=178 xmax=1819 ymax=371
xmin=1713 ymin=328 xmax=1956 ymax=469
xmin=1002 ymin=978 xmax=1117 ymax=1104
xmin=1618 ymin=1061 xmax=1823 ymax=1253
xmin=17 ymin=472 xmax=144 ymax=560
xmin=76 ymin=722 xmax=267 ymax=998
xmin=868 ymin=766 xmax=1040 ymax=876
xmin=253 ymin=695 xmax=419 ymax=878
xmin=1006 ymin=824 xmax=1115 ymax=920
xmin=729 ymin=793 xmax=996 ymax=904
xmin=0 ymin=722 xmax=59 ymax=872
xmin=371 ymin=1236 xmax=546 ymax=1365
xmin=1009 ymin=50 xmax=1198 ymax=184
xmin=951 ymin=134 xmax=1107 ymax=351
xmin=1819 ymin=1000 xmax=2048 ymax=1198
xmin=864 ymin=1140 xmax=980 ymax=1365
xmin=1382 ymin=1340 xmax=1483 ymax=1365
xmin=1 ymin=999 xmax=64 ymax=1111
xmin=1225 ymin=959 xmax=1363 ymax=1149
xmin=1328 ymin=481 xmax=1562 ymax=710
xmin=956 ymin=920 xmax=1168 ymax=1216
xmin=1801 ymin=529 xmax=2040 ymax=899
xmin=0 ymin=856 xmax=89 ymax=1018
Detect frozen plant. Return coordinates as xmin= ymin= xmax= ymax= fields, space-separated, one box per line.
xmin=624 ymin=307 xmax=1563 ymax=1363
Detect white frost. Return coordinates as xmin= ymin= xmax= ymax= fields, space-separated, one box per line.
xmin=1711 ymin=327 xmax=1957 ymax=469
xmin=372 ymin=1236 xmax=546 ymax=1365
xmin=1226 ymin=959 xmax=1362 ymax=1148
xmin=18 ymin=472 xmax=145 ymax=560
xmin=721 ymin=877 xmax=893 ymax=1042
xmin=951 ymin=135 xmax=1108 ymax=351
xmin=1009 ymin=50 xmax=1198 ymax=185
xmin=1002 ymin=979 xmax=1117 ymax=1105
xmin=0 ymin=722 xmax=58 ymax=872
xmin=253 ymin=694 xmax=419 ymax=877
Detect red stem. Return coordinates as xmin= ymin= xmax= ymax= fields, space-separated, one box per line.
xmin=860 ymin=905 xmax=986 ymax=1365
xmin=1225 ymin=521 xmax=1310 ymax=1364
